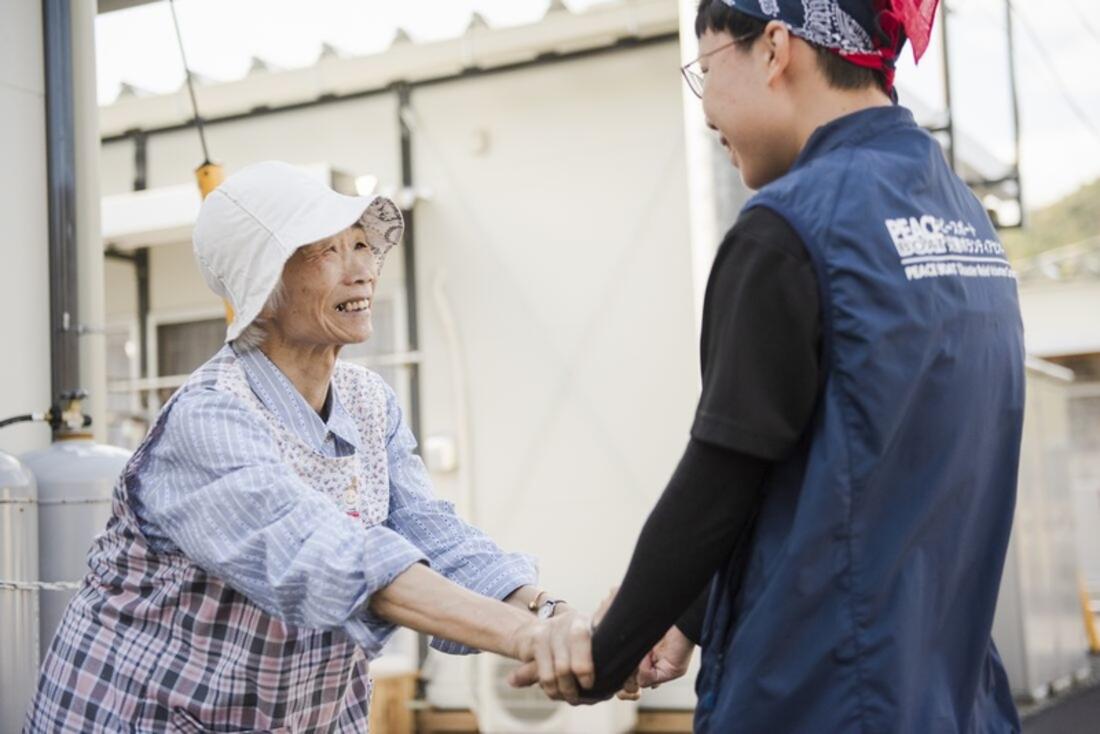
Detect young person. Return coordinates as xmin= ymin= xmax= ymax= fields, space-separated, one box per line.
xmin=512 ymin=2 xmax=1024 ymax=731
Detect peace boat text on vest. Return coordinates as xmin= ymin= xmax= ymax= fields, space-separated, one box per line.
xmin=884 ymin=213 xmax=1016 ymax=282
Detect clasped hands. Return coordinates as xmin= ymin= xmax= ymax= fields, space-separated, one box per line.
xmin=505 ymin=591 xmax=695 ymax=706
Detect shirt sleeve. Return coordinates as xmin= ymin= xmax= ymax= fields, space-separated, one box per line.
xmin=587 ymin=439 xmax=767 ymax=698
xmin=674 ymin=584 xmax=711 ymax=646
xmin=133 ymin=387 xmax=429 ymax=659
xmin=381 ymin=382 xmax=539 ymax=655
xmin=691 ymin=206 xmax=821 ymax=460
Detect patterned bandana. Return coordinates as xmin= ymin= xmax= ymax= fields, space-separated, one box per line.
xmin=718 ymin=0 xmax=940 ymax=92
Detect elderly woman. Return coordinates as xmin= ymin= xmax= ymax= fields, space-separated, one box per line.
xmin=25 ymin=161 xmax=588 ymax=733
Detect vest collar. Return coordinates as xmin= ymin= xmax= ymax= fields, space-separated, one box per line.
xmin=792 ymin=104 xmax=918 ymax=171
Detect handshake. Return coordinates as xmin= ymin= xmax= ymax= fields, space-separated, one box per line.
xmin=504 ymin=590 xmax=696 ymax=706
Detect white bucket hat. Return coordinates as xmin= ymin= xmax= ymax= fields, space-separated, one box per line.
xmin=192 ymin=160 xmax=404 ymax=342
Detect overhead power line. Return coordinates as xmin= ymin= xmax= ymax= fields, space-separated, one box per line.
xmin=1066 ymin=0 xmax=1100 ymax=46
xmin=1007 ymin=0 xmax=1100 ymax=147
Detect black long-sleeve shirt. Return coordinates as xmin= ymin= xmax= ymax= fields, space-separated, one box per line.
xmin=588 ymin=206 xmax=821 ymax=697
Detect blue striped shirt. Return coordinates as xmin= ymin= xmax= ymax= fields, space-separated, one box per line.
xmin=131 ymin=345 xmax=536 ymax=657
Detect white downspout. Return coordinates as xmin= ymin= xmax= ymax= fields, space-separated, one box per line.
xmin=678 ymin=0 xmax=721 ymax=340
xmin=428 ymin=270 xmax=483 ymax=714
xmin=72 ymin=0 xmax=107 ymax=442
xmin=430 ymin=271 xmax=476 ymax=525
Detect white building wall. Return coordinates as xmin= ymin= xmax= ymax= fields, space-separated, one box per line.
xmin=0 ymin=3 xmax=52 ymax=456
xmin=409 ymin=41 xmax=698 ymax=614
xmin=148 ymin=241 xmax=222 ymax=315
xmin=98 ymin=136 xmax=136 ymax=197
xmin=404 ymin=41 xmax=700 ymax=721
xmin=1019 ymin=281 xmax=1100 ymax=358
xmin=104 ymin=258 xmax=139 ymax=321
xmin=993 ymin=365 xmax=1090 ymax=698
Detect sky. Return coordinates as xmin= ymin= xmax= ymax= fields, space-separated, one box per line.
xmin=94 ymin=0 xmax=1100 ymax=210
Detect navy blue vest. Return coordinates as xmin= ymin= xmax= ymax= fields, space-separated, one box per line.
xmin=694 ymin=106 xmax=1025 ymax=733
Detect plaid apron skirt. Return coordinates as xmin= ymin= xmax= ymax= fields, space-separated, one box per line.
xmin=25 ymin=353 xmax=393 ymax=733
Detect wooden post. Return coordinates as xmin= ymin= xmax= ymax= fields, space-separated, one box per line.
xmin=368 ymin=673 xmax=418 ymax=734
xmin=1080 ymin=575 xmax=1100 ymax=655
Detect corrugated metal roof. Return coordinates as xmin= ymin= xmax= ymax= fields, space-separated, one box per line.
xmin=99 ymin=0 xmax=680 ymax=136
xmin=98 ymin=0 xmax=161 ymax=14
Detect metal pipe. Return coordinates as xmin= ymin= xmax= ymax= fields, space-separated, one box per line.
xmin=396 ymin=84 xmax=422 ymax=444
xmin=104 ymin=247 xmax=137 ymax=264
xmin=103 ymin=243 xmax=150 ymax=386
xmin=43 ymin=0 xmax=81 ymax=421
xmin=129 ymin=133 xmax=152 ymax=389
xmin=132 ymin=131 xmax=148 ymax=191
xmin=135 ymin=249 xmax=151 ymax=384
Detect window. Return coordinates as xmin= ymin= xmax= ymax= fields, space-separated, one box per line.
xmin=155 ymin=317 xmax=226 ymax=404
xmin=104 ymin=322 xmax=144 ymax=449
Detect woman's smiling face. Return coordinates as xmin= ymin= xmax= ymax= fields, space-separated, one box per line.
xmin=270 ymin=222 xmax=389 ymax=348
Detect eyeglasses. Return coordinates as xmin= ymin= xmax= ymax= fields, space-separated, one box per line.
xmin=680 ymin=32 xmax=760 ymax=99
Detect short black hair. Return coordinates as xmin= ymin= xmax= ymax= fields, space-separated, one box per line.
xmin=694 ymin=0 xmax=888 ymax=95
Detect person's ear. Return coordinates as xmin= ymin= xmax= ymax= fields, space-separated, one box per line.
xmin=762 ymin=20 xmax=792 ymax=86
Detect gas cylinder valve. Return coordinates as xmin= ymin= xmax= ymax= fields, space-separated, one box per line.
xmin=49 ymin=390 xmax=93 ymax=434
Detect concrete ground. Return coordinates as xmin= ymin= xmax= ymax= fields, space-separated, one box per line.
xmin=1021 ymin=656 xmax=1100 ymax=734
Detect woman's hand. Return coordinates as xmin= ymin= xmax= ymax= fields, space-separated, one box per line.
xmin=506 ymin=611 xmax=595 ymax=705
xmin=369 ymin=563 xmax=534 ymax=658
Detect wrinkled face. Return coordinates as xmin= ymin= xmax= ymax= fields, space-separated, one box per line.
xmin=273 ymin=222 xmax=391 ymax=348
xmin=699 ymin=27 xmax=794 ymax=189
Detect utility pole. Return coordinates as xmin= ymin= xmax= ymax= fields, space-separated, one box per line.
xmin=940 ymin=1 xmax=956 ymax=173
xmin=1005 ymin=0 xmax=1025 ymax=224
xmin=935 ymin=0 xmax=1025 ymax=229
